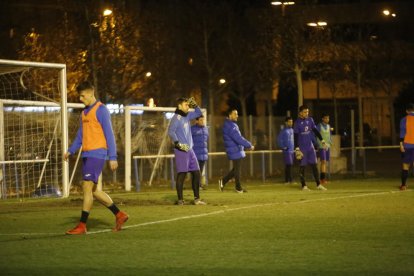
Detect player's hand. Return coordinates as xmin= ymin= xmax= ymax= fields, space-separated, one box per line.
xmin=295 ymin=148 xmax=303 ymax=160
xmin=249 ymin=145 xmax=255 ymax=151
xmin=174 ymin=142 xmax=190 ymax=152
xmin=400 ymin=144 xmax=405 ymax=153
xmin=109 ymin=160 xmax=118 ymax=171
xmin=187 ymin=97 xmax=198 ymax=108
xmin=64 ymin=152 xmax=71 ymax=161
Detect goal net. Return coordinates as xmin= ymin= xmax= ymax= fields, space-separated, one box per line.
xmin=0 ymin=59 xmax=70 ymax=199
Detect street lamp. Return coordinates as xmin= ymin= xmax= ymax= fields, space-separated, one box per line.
xmin=270 ymin=1 xmax=295 ymax=6
xmin=307 ymin=21 xmax=328 ymax=27
xmin=382 ymin=9 xmax=396 ymax=17
xmin=271 ymin=1 xmax=295 ymax=16
xmin=103 ymin=9 xmax=113 ymax=17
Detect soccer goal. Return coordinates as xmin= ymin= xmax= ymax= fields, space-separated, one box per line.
xmin=124 ymin=105 xmax=207 ymax=191
xmin=0 ymin=59 xmax=71 ymax=199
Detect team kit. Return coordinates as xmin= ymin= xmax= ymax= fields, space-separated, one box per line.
xmin=64 ymin=82 xmax=413 ymax=235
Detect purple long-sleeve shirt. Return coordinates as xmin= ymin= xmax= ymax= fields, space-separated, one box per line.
xmin=293 ymin=117 xmax=317 ymax=151
xmin=168 ymin=107 xmax=202 ymax=148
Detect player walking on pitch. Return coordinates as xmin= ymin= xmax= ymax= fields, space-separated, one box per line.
xmin=399 ymin=103 xmax=414 ymax=191
xmin=168 ymin=97 xmax=206 ymax=205
xmin=219 ymin=108 xmax=254 ymax=193
xmin=294 ymin=105 xmax=327 ymax=191
xmin=64 ymin=81 xmax=128 ymax=234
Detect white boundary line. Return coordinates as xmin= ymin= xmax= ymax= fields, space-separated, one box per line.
xmin=0 ymin=190 xmax=410 ymax=237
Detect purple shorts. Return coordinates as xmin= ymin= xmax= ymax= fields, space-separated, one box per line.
xmin=319 ymin=148 xmax=330 ymax=161
xmin=283 ymin=151 xmax=294 ymax=165
xmin=82 ymin=157 xmax=105 ymax=184
xmin=174 ymin=149 xmax=200 ymax=173
xmin=300 ymin=148 xmax=317 ymax=166
xmin=402 ymin=148 xmax=414 ymax=164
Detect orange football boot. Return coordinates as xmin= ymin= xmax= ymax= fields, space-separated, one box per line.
xmin=66 ymin=222 xmax=87 ymax=235
xmin=113 ymin=211 xmax=129 ymax=232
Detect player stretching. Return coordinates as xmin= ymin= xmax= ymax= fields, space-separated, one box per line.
xmin=65 ymin=81 xmax=128 ymax=235
xmin=294 ymin=105 xmax=327 ymax=191
xmin=168 ymin=97 xmax=206 ymax=205
xmin=317 ymin=113 xmax=333 ymax=184
xmin=399 ymin=103 xmax=414 ymax=191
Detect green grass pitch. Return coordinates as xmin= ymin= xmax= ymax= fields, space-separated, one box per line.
xmin=0 ymin=179 xmax=413 ymax=275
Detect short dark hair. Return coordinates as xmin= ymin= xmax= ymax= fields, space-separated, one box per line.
xmin=176 ymin=97 xmax=188 ymax=106
xmin=196 ymin=115 xmax=204 ymax=120
xmin=76 ymin=81 xmax=94 ymax=93
xmin=407 ymin=103 xmax=414 ymax=112
xmin=321 ymin=113 xmax=329 ymax=118
xmin=299 ymin=105 xmax=308 ymax=112
xmin=285 ymin=116 xmax=292 ymax=122
xmin=226 ymin=108 xmax=237 ymax=117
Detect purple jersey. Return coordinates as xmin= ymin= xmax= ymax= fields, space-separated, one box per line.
xmin=294 ymin=117 xmax=317 ymax=151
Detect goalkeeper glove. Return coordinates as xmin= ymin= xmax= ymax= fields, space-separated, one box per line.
xmin=187 ymin=97 xmax=198 ymax=108
xmin=174 ymin=141 xmax=190 ymax=152
xmin=295 ymin=148 xmax=303 ymax=160
xmin=321 ymin=139 xmax=328 ymax=150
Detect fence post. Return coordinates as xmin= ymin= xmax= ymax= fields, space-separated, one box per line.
xmin=351 ymin=110 xmax=356 ymax=175
xmin=170 ymin=157 xmax=175 ymax=190
xmin=249 ymin=115 xmax=253 ymax=177
xmin=268 ymin=116 xmax=273 ymax=175
xmin=134 ymin=159 xmax=140 ymax=192
xmin=261 ymin=152 xmax=265 ymax=182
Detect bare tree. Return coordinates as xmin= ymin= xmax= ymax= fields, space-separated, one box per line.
xmin=19 ymin=12 xmax=89 ymax=101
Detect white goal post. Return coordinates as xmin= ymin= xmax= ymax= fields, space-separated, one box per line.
xmin=0 ymin=59 xmax=71 ymax=198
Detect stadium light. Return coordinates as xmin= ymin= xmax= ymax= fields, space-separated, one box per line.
xmin=145 ymin=72 xmax=152 ymax=77
xmin=219 ymin=78 xmax=226 ymax=85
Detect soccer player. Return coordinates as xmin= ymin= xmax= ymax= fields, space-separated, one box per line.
xmin=64 ymin=81 xmax=128 ymax=235
xmin=399 ymin=103 xmax=414 ymax=191
xmin=191 ymin=115 xmax=209 ymax=189
xmin=277 ymin=116 xmax=295 ymax=184
xmin=317 ymin=113 xmax=333 ymax=184
xmin=168 ymin=97 xmax=206 ymax=205
xmin=219 ymin=108 xmax=254 ymax=193
xmin=293 ymin=105 xmax=327 ymax=191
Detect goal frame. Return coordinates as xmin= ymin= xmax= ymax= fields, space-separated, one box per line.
xmin=0 ymin=59 xmax=70 ymax=197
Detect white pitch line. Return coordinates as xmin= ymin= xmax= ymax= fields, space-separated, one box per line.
xmin=0 ymin=190 xmax=410 ymax=237
xmin=74 ymin=190 xmax=414 ymax=235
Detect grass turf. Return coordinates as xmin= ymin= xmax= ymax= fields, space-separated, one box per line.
xmin=0 ymin=179 xmax=413 ymax=275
